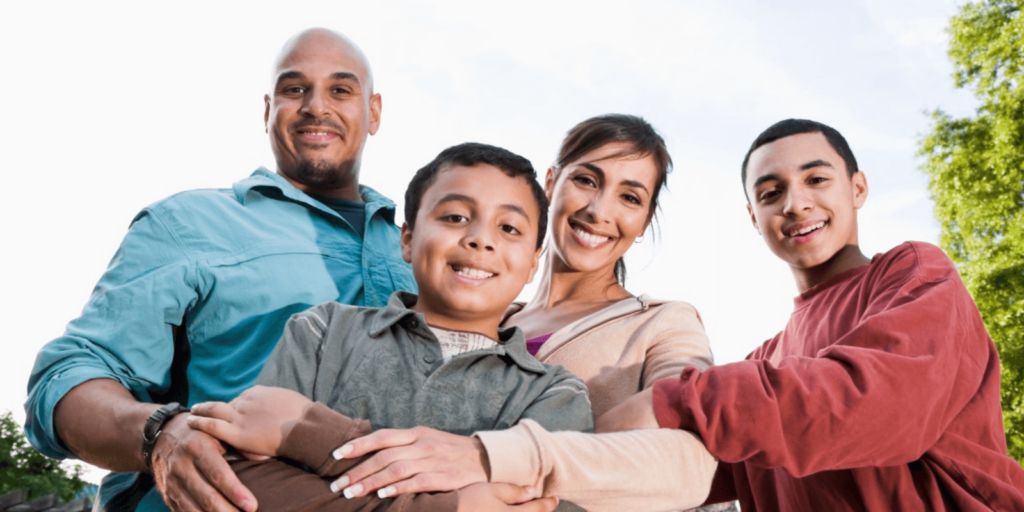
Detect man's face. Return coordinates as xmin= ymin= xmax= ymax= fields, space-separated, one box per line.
xmin=401 ymin=164 xmax=542 ymax=331
xmin=745 ymin=132 xmax=868 ymax=272
xmin=265 ymin=32 xmax=381 ymax=195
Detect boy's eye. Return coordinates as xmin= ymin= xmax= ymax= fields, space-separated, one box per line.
xmin=442 ymin=214 xmax=468 ymax=223
xmin=758 ymin=189 xmax=781 ymax=202
xmin=808 ymin=176 xmax=828 ymax=185
xmin=500 ymin=224 xmax=521 ymax=235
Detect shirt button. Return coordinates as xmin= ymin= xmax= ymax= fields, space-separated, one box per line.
xmin=423 ymin=355 xmax=435 ymax=364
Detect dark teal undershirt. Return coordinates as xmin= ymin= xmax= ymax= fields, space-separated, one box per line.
xmin=315 ymin=196 xmax=366 ymax=238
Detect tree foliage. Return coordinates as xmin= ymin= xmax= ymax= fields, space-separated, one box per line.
xmin=0 ymin=411 xmax=88 ymax=502
xmin=919 ymin=0 xmax=1024 ymax=464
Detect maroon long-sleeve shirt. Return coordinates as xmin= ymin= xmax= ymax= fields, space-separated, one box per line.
xmin=655 ymin=242 xmax=1024 ymax=511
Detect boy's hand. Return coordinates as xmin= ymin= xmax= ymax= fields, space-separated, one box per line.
xmin=187 ymin=385 xmax=313 ymax=457
xmin=457 ymin=483 xmax=556 ymax=512
xmin=594 ymin=386 xmax=659 ymax=433
xmin=330 ymin=426 xmax=488 ymax=498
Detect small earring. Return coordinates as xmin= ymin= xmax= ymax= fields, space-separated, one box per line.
xmin=634 ymin=235 xmax=645 ymax=244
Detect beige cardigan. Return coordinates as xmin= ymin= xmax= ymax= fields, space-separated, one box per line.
xmin=476 ymin=295 xmax=719 ymax=512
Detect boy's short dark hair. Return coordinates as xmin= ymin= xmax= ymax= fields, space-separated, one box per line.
xmin=740 ymin=119 xmax=860 ymax=201
xmin=404 ymin=142 xmax=548 ymax=249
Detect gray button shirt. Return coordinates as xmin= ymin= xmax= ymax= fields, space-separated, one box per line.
xmin=258 ymin=291 xmax=593 ymax=435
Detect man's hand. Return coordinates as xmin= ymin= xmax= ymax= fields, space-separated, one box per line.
xmin=151 ymin=414 xmax=257 ymax=512
xmin=594 ymin=386 xmax=660 ymax=433
xmin=330 ymin=426 xmax=488 ymax=499
xmin=456 ymin=483 xmax=557 ymax=512
xmin=187 ymin=385 xmax=314 ymax=458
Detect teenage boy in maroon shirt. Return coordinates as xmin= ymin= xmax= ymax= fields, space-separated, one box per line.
xmin=612 ymin=118 xmax=1024 ymax=511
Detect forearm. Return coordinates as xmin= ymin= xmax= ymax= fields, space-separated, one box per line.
xmin=477 ymin=420 xmax=715 ymax=512
xmin=54 ymin=378 xmax=159 ymax=471
xmin=278 ymin=402 xmax=373 ymax=478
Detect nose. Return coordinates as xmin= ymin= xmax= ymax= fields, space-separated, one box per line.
xmin=582 ymin=190 xmax=612 ymax=224
xmin=782 ymin=186 xmax=813 ymax=216
xmin=463 ymin=225 xmax=496 ymax=252
xmin=299 ymin=88 xmax=327 ymax=118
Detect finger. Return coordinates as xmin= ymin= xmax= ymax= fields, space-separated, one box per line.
xmin=488 ymin=483 xmax=541 ymax=505
xmin=193 ymin=437 xmax=258 ymax=512
xmin=191 ymin=401 xmax=239 ymax=421
xmin=372 ymin=471 xmax=463 ymax=498
xmin=185 ymin=415 xmax=241 ymax=446
xmin=339 ymin=458 xmax=435 ymax=498
xmin=512 ymin=496 xmax=559 ymax=512
xmin=336 ymin=428 xmax=420 ymax=459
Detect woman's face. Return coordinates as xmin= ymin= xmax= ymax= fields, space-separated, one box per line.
xmin=546 ymin=142 xmax=660 ymax=275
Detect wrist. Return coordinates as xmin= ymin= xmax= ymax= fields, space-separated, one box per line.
xmin=142 ymin=402 xmax=190 ymax=471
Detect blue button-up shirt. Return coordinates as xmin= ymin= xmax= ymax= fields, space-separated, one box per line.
xmin=25 ymin=168 xmax=415 ymax=510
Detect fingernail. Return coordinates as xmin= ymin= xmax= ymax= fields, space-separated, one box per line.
xmin=377 ymin=486 xmax=395 ymax=499
xmin=343 ymin=483 xmax=362 ymax=499
xmin=240 ymin=500 xmax=256 ymax=512
xmin=333 ymin=444 xmax=353 ymax=459
xmin=330 ymin=476 xmax=349 ymax=493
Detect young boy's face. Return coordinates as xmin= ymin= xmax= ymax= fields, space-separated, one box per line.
xmin=745 ymin=132 xmax=868 ymax=272
xmin=401 ymin=164 xmax=542 ymax=332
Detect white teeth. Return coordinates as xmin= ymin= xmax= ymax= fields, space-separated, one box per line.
xmin=453 ymin=266 xmax=494 ymax=280
xmin=792 ymin=221 xmax=825 ymax=236
xmin=573 ymin=226 xmax=612 ymax=248
xmin=303 ymin=131 xmax=330 ymax=136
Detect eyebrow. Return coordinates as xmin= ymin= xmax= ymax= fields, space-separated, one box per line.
xmin=435 ymin=193 xmax=530 ymax=220
xmin=274 ymin=71 xmax=361 ymax=89
xmin=752 ymin=159 xmax=835 ymax=189
xmin=580 ymin=163 xmax=650 ymax=193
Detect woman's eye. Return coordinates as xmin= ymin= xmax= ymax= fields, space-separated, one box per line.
xmin=572 ymin=176 xmax=597 ymax=187
xmin=622 ymin=194 xmax=642 ymax=205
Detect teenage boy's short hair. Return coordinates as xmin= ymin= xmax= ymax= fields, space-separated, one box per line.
xmin=404 ymin=142 xmax=548 ymax=250
xmin=740 ymin=119 xmax=860 ymax=201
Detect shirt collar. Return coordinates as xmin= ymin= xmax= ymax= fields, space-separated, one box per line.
xmin=369 ymin=291 xmax=547 ymax=375
xmin=233 ymin=167 xmax=396 ymax=223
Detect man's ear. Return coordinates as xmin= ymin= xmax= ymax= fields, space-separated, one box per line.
xmin=368 ymin=93 xmax=382 ymax=136
xmin=747 ymin=203 xmax=761 ymax=235
xmin=264 ymin=94 xmax=271 ymax=133
xmin=851 ymin=171 xmax=868 ymax=209
xmin=544 ymin=167 xmax=556 ymax=203
xmin=400 ymin=222 xmax=413 ymax=263
xmin=526 ymin=246 xmax=543 ymax=284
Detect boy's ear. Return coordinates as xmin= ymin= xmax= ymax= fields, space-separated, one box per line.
xmin=400 ymin=222 xmax=413 ymax=263
xmin=851 ymin=171 xmax=868 ymax=210
xmin=746 ymin=203 xmax=761 ymax=235
xmin=544 ymin=167 xmax=556 ymax=203
xmin=526 ymin=246 xmax=543 ymax=285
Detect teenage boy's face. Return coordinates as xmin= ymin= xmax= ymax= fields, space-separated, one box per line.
xmin=745 ymin=132 xmax=868 ymax=272
xmin=401 ymin=164 xmax=542 ymax=332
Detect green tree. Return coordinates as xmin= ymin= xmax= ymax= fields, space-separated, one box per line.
xmin=919 ymin=0 xmax=1024 ymax=464
xmin=0 ymin=411 xmax=89 ymax=502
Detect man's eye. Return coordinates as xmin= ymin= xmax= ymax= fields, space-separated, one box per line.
xmin=332 ymin=87 xmax=351 ymax=95
xmin=282 ymin=86 xmax=305 ymax=95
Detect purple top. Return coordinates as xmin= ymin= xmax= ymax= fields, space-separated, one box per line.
xmin=526 ymin=333 xmax=553 ymax=356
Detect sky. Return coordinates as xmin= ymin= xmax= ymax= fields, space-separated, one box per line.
xmin=1 ymin=0 xmax=977 ymax=482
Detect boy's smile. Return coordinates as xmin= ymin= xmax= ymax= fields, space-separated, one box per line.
xmin=745 ymin=132 xmax=869 ymax=290
xmin=401 ymin=164 xmax=542 ymax=336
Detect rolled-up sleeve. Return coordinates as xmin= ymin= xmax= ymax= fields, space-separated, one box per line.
xmin=25 ymin=209 xmax=197 ymax=459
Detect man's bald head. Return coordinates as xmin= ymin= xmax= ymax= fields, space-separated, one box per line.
xmin=265 ymin=28 xmax=382 ymax=200
xmin=272 ymin=28 xmax=374 ymax=95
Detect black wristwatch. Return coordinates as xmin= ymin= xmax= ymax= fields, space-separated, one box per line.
xmin=142 ymin=402 xmax=189 ymax=470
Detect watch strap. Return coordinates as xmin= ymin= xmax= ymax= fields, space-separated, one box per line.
xmin=142 ymin=402 xmax=189 ymax=470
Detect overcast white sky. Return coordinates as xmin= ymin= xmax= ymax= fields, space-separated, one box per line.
xmin=1 ymin=0 xmax=975 ymax=482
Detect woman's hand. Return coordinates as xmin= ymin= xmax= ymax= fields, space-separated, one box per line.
xmin=456 ymin=483 xmax=556 ymax=512
xmin=186 ymin=385 xmax=313 ymax=458
xmin=594 ymin=386 xmax=660 ymax=433
xmin=330 ymin=426 xmax=489 ymax=499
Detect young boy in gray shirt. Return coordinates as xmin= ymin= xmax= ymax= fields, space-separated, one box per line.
xmin=186 ymin=143 xmax=592 ymax=512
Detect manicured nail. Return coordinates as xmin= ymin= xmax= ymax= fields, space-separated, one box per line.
xmin=343 ymin=484 xmax=363 ymax=499
xmin=333 ymin=444 xmax=353 ymax=459
xmin=239 ymin=500 xmax=256 ymax=512
xmin=377 ymin=486 xmax=396 ymax=499
xmin=330 ymin=476 xmax=349 ymax=493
